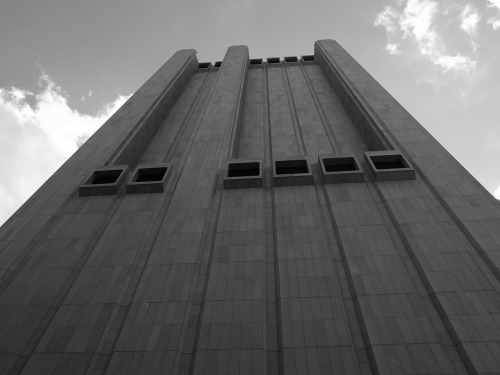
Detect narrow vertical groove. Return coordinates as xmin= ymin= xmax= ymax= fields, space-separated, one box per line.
xmin=280 ymin=64 xmax=307 ymax=156
xmin=319 ymin=183 xmax=382 ymax=375
xmin=227 ymin=56 xmax=249 ymax=160
xmin=259 ymin=65 xmax=272 ymax=375
xmin=187 ymin=182 xmax=224 ymax=375
xmin=162 ymin=72 xmax=213 ymax=163
xmin=312 ymin=180 xmax=369 ymax=375
xmin=299 ymin=63 xmax=342 ymax=153
xmin=265 ymin=64 xmax=285 ymax=375
xmin=370 ymin=180 xmax=478 ymax=375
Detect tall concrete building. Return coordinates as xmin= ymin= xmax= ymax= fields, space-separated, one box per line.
xmin=1 ymin=40 xmax=500 ymax=375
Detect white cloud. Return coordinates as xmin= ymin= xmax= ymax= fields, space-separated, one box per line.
xmin=399 ymin=0 xmax=438 ymax=56
xmin=0 ymin=74 xmax=130 ymax=225
xmin=487 ymin=0 xmax=500 ymax=8
xmin=434 ymin=54 xmax=476 ymax=73
xmin=374 ymin=0 xmax=478 ymax=74
xmin=386 ymin=43 xmax=401 ymax=55
xmin=494 ymin=186 xmax=500 ymax=199
xmin=375 ymin=6 xmax=400 ymax=35
xmin=486 ymin=0 xmax=500 ymax=29
xmin=488 ymin=18 xmax=500 ymax=29
xmin=460 ymin=4 xmax=480 ymax=35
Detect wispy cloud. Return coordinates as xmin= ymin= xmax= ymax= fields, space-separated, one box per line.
xmin=460 ymin=4 xmax=480 ymax=35
xmin=0 ymin=73 xmax=130 ymax=225
xmin=487 ymin=0 xmax=500 ymax=29
xmin=399 ymin=0 xmax=438 ymax=57
xmin=375 ymin=0 xmax=481 ymax=74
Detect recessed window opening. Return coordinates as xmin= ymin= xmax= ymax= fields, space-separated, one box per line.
xmin=214 ymin=61 xmax=222 ymax=67
xmin=275 ymin=160 xmax=309 ymax=175
xmin=90 ymin=170 xmax=122 ymax=185
xmin=135 ymin=167 xmax=168 ymax=182
xmin=267 ymin=57 xmax=280 ymax=64
xmin=250 ymin=59 xmax=263 ymax=65
xmin=371 ymin=155 xmax=407 ymax=170
xmin=301 ymin=55 xmax=315 ymax=62
xmin=284 ymin=56 xmax=298 ymax=63
xmin=323 ymin=157 xmax=358 ymax=172
xmin=228 ymin=162 xmax=260 ymax=177
xmin=198 ymin=62 xmax=211 ymax=69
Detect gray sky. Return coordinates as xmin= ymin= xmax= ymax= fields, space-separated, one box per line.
xmin=1 ymin=0 xmax=500 ymax=224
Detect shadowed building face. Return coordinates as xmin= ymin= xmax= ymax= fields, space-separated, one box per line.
xmin=1 ymin=40 xmax=500 ymax=375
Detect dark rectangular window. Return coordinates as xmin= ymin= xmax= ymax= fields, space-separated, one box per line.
xmin=135 ymin=167 xmax=168 ymax=182
xmin=90 ymin=170 xmax=122 ymax=185
xmin=228 ymin=162 xmax=260 ymax=177
xmin=371 ymin=155 xmax=406 ymax=170
xmin=267 ymin=57 xmax=280 ymax=64
xmin=322 ymin=157 xmax=358 ymax=172
xmin=275 ymin=160 xmax=309 ymax=175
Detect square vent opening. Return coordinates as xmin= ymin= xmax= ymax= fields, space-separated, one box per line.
xmin=126 ymin=163 xmax=171 ymax=194
xmin=284 ymin=56 xmax=298 ymax=63
xmin=267 ymin=57 xmax=280 ymax=64
xmin=134 ymin=167 xmax=168 ymax=182
xmin=90 ymin=170 xmax=122 ymax=185
xmin=364 ymin=151 xmax=415 ymax=181
xmin=224 ymin=159 xmax=263 ymax=189
xmin=275 ymin=160 xmax=309 ymax=175
xmin=323 ymin=157 xmax=358 ymax=172
xmin=214 ymin=61 xmax=222 ymax=68
xmin=228 ymin=162 xmax=260 ymax=177
xmin=371 ymin=154 xmax=407 ymax=170
xmin=319 ymin=155 xmax=364 ymax=184
xmin=273 ymin=158 xmax=313 ymax=186
xmin=250 ymin=58 xmax=263 ymax=65
xmin=79 ymin=166 xmax=128 ymax=196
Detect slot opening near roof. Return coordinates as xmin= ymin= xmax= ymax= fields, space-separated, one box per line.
xmin=267 ymin=57 xmax=280 ymax=64
xmin=371 ymin=154 xmax=407 ymax=170
xmin=301 ymin=55 xmax=315 ymax=62
xmin=134 ymin=167 xmax=168 ymax=182
xmin=89 ymin=169 xmax=122 ymax=185
xmin=322 ymin=157 xmax=359 ymax=172
xmin=250 ymin=58 xmax=263 ymax=65
xmin=198 ymin=62 xmax=212 ymax=69
xmin=284 ymin=56 xmax=298 ymax=63
xmin=227 ymin=162 xmax=260 ymax=177
xmin=275 ymin=159 xmax=309 ymax=175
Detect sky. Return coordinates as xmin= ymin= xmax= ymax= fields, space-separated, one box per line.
xmin=1 ymin=0 xmax=499 ymax=225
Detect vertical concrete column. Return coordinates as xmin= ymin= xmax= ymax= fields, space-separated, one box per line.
xmin=110 ymin=50 xmax=199 ymax=167
xmin=99 ymin=46 xmax=249 ymax=375
xmin=0 ymin=49 xmax=198 ymax=254
xmin=316 ymin=39 xmax=500 ymax=374
xmin=315 ymin=40 xmax=392 ymax=152
xmin=0 ymin=50 xmax=198 ymax=375
xmin=185 ymin=45 xmax=257 ymax=375
xmin=315 ymin=39 xmax=500 ymax=281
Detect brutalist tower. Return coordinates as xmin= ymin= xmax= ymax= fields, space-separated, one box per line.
xmin=1 ymin=40 xmax=500 ymax=375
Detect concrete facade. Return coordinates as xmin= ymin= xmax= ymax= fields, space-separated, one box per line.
xmin=1 ymin=40 xmax=500 ymax=374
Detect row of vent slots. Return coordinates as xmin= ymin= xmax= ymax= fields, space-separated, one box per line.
xmin=197 ymin=55 xmax=315 ymax=69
